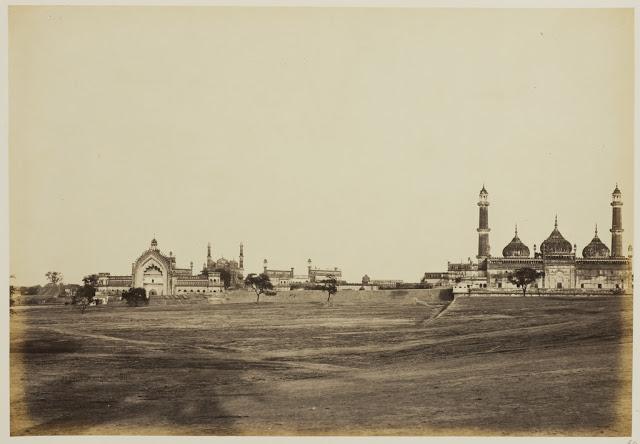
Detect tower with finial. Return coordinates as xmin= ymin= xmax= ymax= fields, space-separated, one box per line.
xmin=610 ymin=184 xmax=624 ymax=257
xmin=239 ymin=242 xmax=244 ymax=269
xmin=150 ymin=238 xmax=158 ymax=250
xmin=476 ymin=185 xmax=490 ymax=261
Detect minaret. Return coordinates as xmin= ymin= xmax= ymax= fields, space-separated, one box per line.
xmin=610 ymin=185 xmax=624 ymax=257
xmin=207 ymin=242 xmax=212 ymax=260
xmin=476 ymin=185 xmax=490 ymax=260
xmin=239 ymin=242 xmax=244 ymax=269
xmin=263 ymin=258 xmax=268 ymax=273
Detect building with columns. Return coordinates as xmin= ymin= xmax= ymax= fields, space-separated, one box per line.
xmin=423 ymin=185 xmax=632 ymax=292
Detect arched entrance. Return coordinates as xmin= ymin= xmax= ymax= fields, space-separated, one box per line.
xmin=142 ymin=264 xmax=164 ymax=296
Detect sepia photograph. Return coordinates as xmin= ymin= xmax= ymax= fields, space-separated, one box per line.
xmin=5 ymin=2 xmax=636 ymax=439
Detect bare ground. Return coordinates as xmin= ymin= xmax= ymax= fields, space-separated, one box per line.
xmin=10 ymin=295 xmax=631 ymax=436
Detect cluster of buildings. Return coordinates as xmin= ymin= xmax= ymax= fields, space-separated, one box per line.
xmin=96 ymin=184 xmax=632 ymax=297
xmin=96 ymin=240 xmax=244 ymax=296
xmin=96 ymin=241 xmax=345 ymax=296
xmin=422 ymin=185 xmax=632 ymax=292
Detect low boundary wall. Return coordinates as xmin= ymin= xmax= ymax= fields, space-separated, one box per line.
xmin=209 ymin=288 xmax=454 ymax=305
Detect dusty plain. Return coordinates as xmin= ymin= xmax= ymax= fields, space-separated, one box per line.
xmin=10 ymin=293 xmax=631 ymax=436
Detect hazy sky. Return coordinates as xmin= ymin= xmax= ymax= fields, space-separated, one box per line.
xmin=9 ymin=7 xmax=634 ymax=285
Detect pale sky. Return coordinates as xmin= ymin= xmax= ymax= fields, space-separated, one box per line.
xmin=9 ymin=7 xmax=634 ymax=285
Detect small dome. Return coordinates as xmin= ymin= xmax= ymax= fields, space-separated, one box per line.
xmin=582 ymin=225 xmax=610 ymax=258
xmin=502 ymin=226 xmax=530 ymax=258
xmin=613 ymin=184 xmax=621 ymax=196
xmin=540 ymin=216 xmax=573 ymax=256
xmin=150 ymin=238 xmax=158 ymax=248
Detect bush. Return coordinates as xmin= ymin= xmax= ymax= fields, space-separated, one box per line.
xmin=121 ymin=288 xmax=148 ymax=307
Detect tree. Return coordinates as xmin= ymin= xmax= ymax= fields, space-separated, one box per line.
xmin=121 ymin=287 xmax=148 ymax=307
xmin=507 ymin=268 xmax=544 ymax=297
xmin=216 ymin=269 xmax=232 ymax=289
xmin=244 ymin=273 xmax=273 ymax=303
xmin=71 ymin=274 xmax=98 ymax=313
xmin=321 ymin=276 xmax=338 ymax=303
xmin=9 ymin=284 xmax=15 ymax=309
xmin=82 ymin=274 xmax=99 ymax=287
xmin=45 ymin=271 xmax=63 ymax=285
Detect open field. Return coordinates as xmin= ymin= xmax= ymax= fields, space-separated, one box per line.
xmin=10 ymin=293 xmax=631 ymax=436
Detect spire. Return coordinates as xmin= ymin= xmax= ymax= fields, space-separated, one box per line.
xmin=515 ymin=224 xmax=518 ymax=237
xmin=207 ymin=242 xmax=211 ymax=259
xmin=554 ymin=215 xmax=558 ymax=229
xmin=595 ymin=224 xmax=598 ymax=236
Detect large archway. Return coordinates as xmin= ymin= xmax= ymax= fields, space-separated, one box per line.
xmin=142 ymin=264 xmax=164 ymax=296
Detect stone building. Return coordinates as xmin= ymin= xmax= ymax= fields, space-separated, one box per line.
xmin=425 ymin=185 xmax=632 ymax=292
xmin=96 ymin=238 xmax=224 ymax=296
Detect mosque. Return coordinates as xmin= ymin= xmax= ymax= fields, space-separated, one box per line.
xmin=96 ymin=239 xmax=245 ymax=295
xmin=423 ymin=185 xmax=632 ymax=292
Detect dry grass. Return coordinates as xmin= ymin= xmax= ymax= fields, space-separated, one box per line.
xmin=10 ymin=295 xmax=631 ymax=436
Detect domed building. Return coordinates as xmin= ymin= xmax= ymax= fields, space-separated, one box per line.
xmin=582 ymin=226 xmax=610 ymax=258
xmin=539 ymin=217 xmax=573 ymax=256
xmin=433 ymin=185 xmax=632 ymax=292
xmin=202 ymin=242 xmax=245 ymax=288
xmin=502 ymin=226 xmax=530 ymax=258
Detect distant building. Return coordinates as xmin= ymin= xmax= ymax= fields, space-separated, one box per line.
xmin=96 ymin=238 xmax=225 ymax=296
xmin=262 ymin=258 xmax=342 ymax=289
xmin=424 ymin=185 xmax=632 ymax=292
xmin=202 ymin=242 xmax=245 ymax=288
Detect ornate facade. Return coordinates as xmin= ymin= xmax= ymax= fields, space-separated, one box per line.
xmin=424 ymin=186 xmax=632 ymax=292
xmin=96 ymin=238 xmax=225 ymax=296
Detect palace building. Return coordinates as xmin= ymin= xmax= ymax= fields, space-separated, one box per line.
xmin=423 ymin=185 xmax=632 ymax=292
xmin=96 ymin=238 xmax=244 ymax=296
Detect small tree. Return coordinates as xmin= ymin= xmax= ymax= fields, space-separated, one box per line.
xmin=9 ymin=285 xmax=15 ymax=310
xmin=121 ymin=287 xmax=148 ymax=307
xmin=82 ymin=274 xmax=99 ymax=287
xmin=322 ymin=276 xmax=338 ymax=303
xmin=45 ymin=271 xmax=63 ymax=285
xmin=72 ymin=274 xmax=98 ymax=313
xmin=216 ymin=269 xmax=232 ymax=289
xmin=507 ymin=268 xmax=544 ymax=297
xmin=244 ymin=273 xmax=273 ymax=303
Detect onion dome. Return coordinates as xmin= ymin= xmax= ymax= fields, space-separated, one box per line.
xmin=582 ymin=225 xmax=610 ymax=258
xmin=540 ymin=216 xmax=573 ymax=255
xmin=502 ymin=225 xmax=530 ymax=257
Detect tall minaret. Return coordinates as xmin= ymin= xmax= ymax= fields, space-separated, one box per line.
xmin=610 ymin=184 xmax=624 ymax=257
xmin=239 ymin=242 xmax=244 ymax=269
xmin=477 ymin=185 xmax=490 ymax=260
xmin=207 ymin=242 xmax=212 ymax=260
